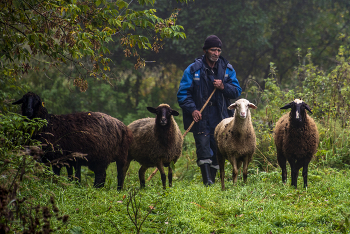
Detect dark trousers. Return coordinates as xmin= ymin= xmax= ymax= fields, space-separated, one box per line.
xmin=193 ymin=132 xmax=219 ymax=169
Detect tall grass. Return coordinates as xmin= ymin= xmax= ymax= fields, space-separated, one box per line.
xmin=16 ymin=159 xmax=350 ymax=234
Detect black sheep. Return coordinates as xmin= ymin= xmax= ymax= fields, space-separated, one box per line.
xmin=126 ymin=104 xmax=183 ymax=189
xmin=274 ymin=99 xmax=319 ymax=188
xmin=13 ymin=92 xmax=133 ymax=189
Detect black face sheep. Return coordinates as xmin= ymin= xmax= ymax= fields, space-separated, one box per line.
xmin=274 ymin=99 xmax=319 ymax=188
xmin=126 ymin=104 xmax=183 ymax=189
xmin=12 ymin=92 xmax=133 ymax=190
xmin=214 ymin=98 xmax=257 ymax=191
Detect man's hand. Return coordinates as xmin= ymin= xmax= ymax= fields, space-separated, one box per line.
xmin=192 ymin=110 xmax=202 ymax=122
xmin=213 ymin=79 xmax=224 ymax=90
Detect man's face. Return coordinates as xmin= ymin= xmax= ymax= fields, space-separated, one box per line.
xmin=205 ymin=47 xmax=221 ymax=62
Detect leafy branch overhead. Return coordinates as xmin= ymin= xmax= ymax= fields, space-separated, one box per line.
xmin=0 ymin=0 xmax=187 ymax=89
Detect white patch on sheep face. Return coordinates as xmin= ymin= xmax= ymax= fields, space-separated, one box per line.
xmin=238 ymin=104 xmax=249 ymax=119
xmin=294 ymin=99 xmax=303 ymax=104
xmin=296 ymin=110 xmax=300 ymax=119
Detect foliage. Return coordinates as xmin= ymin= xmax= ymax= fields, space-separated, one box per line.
xmin=0 ymin=113 xmax=69 ymax=233
xmin=125 ymin=188 xmax=158 ymax=234
xmin=245 ymin=47 xmax=350 ymax=171
xmin=0 ymin=68 xmax=29 ymax=114
xmin=0 ymin=0 xmax=187 ymax=91
xmin=0 ymin=113 xmax=47 ymax=155
xmin=4 ymin=0 xmax=350 ymax=96
xmin=19 ymin=63 xmax=183 ymax=123
xmin=298 ymin=47 xmax=350 ymax=127
xmin=133 ymin=0 xmax=350 ymax=87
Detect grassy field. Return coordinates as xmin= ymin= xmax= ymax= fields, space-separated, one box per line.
xmin=2 ymin=113 xmax=350 ymax=233
xmin=19 ymin=150 xmax=350 ymax=234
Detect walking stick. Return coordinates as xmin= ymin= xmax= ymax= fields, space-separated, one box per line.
xmin=147 ymin=88 xmax=217 ymax=182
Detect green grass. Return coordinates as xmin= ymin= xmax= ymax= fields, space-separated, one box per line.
xmin=20 ymin=153 xmax=350 ymax=234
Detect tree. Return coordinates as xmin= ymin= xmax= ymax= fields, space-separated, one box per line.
xmin=132 ymin=0 xmax=350 ymax=88
xmin=0 ymin=0 xmax=187 ymax=92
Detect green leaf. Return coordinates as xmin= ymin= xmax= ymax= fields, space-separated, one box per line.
xmin=117 ymin=1 xmax=128 ymax=10
xmin=128 ymin=23 xmax=135 ymax=30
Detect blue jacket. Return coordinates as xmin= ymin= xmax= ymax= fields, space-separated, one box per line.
xmin=177 ymin=56 xmax=242 ymax=133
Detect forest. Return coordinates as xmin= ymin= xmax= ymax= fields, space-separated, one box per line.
xmin=1 ymin=0 xmax=350 ymax=233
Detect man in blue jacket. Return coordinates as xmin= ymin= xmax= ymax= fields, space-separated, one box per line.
xmin=177 ymin=35 xmax=242 ymax=186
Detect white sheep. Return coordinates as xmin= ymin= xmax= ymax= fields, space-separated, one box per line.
xmin=214 ymin=98 xmax=257 ymax=190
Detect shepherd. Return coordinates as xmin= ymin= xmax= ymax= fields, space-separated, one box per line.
xmin=176 ymin=35 xmax=242 ymax=186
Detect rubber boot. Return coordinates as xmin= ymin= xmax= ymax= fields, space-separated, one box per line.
xmin=199 ymin=164 xmax=214 ymax=186
xmin=210 ymin=167 xmax=217 ymax=184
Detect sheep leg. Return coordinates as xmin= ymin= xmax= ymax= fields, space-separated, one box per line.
xmin=242 ymin=157 xmax=249 ymax=183
xmin=52 ymin=165 xmax=61 ymax=176
xmin=168 ymin=166 xmax=173 ymax=187
xmin=217 ymin=151 xmax=226 ymax=191
xmin=74 ymin=163 xmax=82 ymax=182
xmin=122 ymin=159 xmax=132 ymax=180
xmin=289 ymin=159 xmax=298 ymax=188
xmin=156 ymin=162 xmax=167 ymax=189
xmin=66 ymin=165 xmax=74 ymax=181
xmin=277 ymin=153 xmax=287 ymax=184
xmin=139 ymin=165 xmax=148 ymax=188
xmin=237 ymin=160 xmax=243 ymax=170
xmin=116 ymin=160 xmax=126 ymax=191
xmin=94 ymin=168 xmax=107 ymax=188
xmin=236 ymin=160 xmax=243 ymax=182
xmin=228 ymin=157 xmax=239 ymax=185
xmin=301 ymin=158 xmax=310 ymax=188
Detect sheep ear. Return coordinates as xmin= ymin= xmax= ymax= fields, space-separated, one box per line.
xmin=171 ymin=110 xmax=179 ymax=116
xmin=304 ymin=104 xmax=313 ymax=114
xmin=280 ymin=103 xmax=292 ymax=110
xmin=147 ymin=107 xmax=157 ymax=113
xmin=227 ymin=103 xmax=237 ymax=110
xmin=248 ymin=103 xmax=257 ymax=109
xmin=12 ymin=97 xmax=24 ymax=105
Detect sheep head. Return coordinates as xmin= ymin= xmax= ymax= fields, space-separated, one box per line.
xmin=147 ymin=104 xmax=179 ymax=126
xmin=12 ymin=92 xmax=47 ymax=119
xmin=280 ymin=99 xmax=312 ymax=126
xmin=228 ymin=99 xmax=257 ymax=119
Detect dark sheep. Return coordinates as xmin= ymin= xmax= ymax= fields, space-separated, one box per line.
xmin=126 ymin=104 xmax=183 ymax=189
xmin=12 ymin=92 xmax=133 ymax=190
xmin=274 ymin=99 xmax=319 ymax=188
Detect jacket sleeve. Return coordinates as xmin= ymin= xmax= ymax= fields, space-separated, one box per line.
xmin=220 ymin=66 xmax=242 ymax=99
xmin=177 ymin=65 xmax=197 ymax=115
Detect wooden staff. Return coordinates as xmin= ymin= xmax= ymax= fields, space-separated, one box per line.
xmin=146 ymin=88 xmax=217 ymax=181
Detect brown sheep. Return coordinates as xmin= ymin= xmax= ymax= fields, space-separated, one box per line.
xmin=12 ymin=92 xmax=133 ymax=190
xmin=214 ymin=98 xmax=257 ymax=190
xmin=274 ymin=99 xmax=319 ymax=188
xmin=126 ymin=104 xmax=183 ymax=189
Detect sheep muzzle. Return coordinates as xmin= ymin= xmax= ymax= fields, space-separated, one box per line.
xmin=25 ymin=108 xmax=34 ymax=118
xmin=239 ymin=111 xmax=247 ymax=119
xmin=160 ymin=118 xmax=168 ymax=126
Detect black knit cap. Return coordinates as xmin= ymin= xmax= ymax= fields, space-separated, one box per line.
xmin=202 ymin=35 xmax=222 ymax=50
